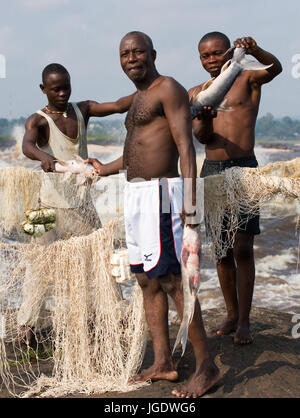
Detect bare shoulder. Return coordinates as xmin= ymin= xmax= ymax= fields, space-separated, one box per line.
xmin=25 ymin=112 xmax=46 ymax=129
xmin=234 ymin=70 xmax=261 ymax=90
xmin=156 ymin=76 xmax=188 ymax=102
xmin=159 ymin=75 xmax=185 ymax=90
xmin=75 ymin=100 xmax=90 ymax=115
xmin=188 ymin=83 xmax=205 ymax=100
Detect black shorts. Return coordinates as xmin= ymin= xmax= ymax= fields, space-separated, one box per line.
xmin=200 ymin=155 xmax=260 ymax=235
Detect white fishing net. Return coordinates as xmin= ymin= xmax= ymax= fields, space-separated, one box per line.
xmin=204 ymin=157 xmax=300 ymax=261
xmin=0 ymin=167 xmax=147 ymax=398
xmin=1 ymin=157 xmax=300 ymax=397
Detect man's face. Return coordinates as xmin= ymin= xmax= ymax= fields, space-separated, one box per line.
xmin=40 ymin=72 xmax=71 ymax=109
xmin=199 ymin=38 xmax=229 ymax=78
xmin=119 ymin=35 xmax=155 ymax=83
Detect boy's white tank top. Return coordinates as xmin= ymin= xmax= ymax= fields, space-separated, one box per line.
xmin=35 ymin=102 xmax=88 ymax=160
xmin=36 ymin=103 xmax=89 ymax=209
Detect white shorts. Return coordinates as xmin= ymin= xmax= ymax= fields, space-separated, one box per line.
xmin=124 ymin=178 xmax=183 ymax=279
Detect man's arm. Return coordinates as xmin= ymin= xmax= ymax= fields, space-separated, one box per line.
xmin=234 ymin=37 xmax=282 ymax=85
xmin=22 ymin=115 xmax=56 ymax=172
xmin=188 ymin=86 xmax=217 ymax=144
xmin=161 ymin=78 xmax=197 ymax=216
xmin=86 ymin=156 xmax=123 ymax=177
xmin=87 ymin=92 xmax=136 ymax=117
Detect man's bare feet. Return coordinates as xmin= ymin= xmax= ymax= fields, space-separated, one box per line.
xmin=172 ymin=359 xmax=221 ymax=398
xmin=214 ymin=317 xmax=238 ymax=336
xmin=234 ymin=324 xmax=253 ymax=345
xmin=132 ymin=364 xmax=178 ymax=383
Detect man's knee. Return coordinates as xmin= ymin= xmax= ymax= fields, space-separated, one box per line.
xmin=159 ymin=273 xmax=181 ymax=296
xmin=234 ymin=234 xmax=254 ymax=261
xmin=136 ymin=273 xmax=161 ymax=293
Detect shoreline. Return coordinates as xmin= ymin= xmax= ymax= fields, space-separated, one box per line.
xmin=1 ymin=306 xmax=299 ymax=398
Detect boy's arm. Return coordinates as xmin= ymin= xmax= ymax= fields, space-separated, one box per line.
xmin=87 ymin=92 xmax=136 ymax=117
xmin=22 ymin=115 xmax=56 ymax=172
xmin=188 ymin=86 xmax=216 ymax=144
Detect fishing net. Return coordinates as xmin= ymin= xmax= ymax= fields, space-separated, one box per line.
xmin=0 ymin=167 xmax=147 ymax=397
xmin=203 ymin=157 xmax=300 ymax=261
xmin=1 ymin=157 xmax=300 ymax=397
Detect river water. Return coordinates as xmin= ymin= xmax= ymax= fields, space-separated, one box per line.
xmin=1 ymin=141 xmax=300 ymax=315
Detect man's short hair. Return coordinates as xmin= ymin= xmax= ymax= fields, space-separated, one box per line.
xmin=42 ymin=63 xmax=69 ymax=84
xmin=121 ymin=31 xmax=154 ymax=51
xmin=198 ymin=32 xmax=231 ymax=49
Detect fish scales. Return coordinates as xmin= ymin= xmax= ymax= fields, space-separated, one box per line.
xmin=173 ymin=225 xmax=201 ymax=356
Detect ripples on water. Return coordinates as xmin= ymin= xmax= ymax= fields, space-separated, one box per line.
xmin=200 ymin=145 xmax=300 ymax=315
xmin=1 ymin=143 xmax=300 ymax=315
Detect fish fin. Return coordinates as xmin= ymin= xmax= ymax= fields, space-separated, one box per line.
xmin=222 ymin=46 xmax=236 ymax=57
xmin=220 ymin=60 xmax=231 ymax=73
xmin=74 ymin=155 xmax=85 ymax=163
xmin=215 ymin=98 xmax=232 ymax=112
xmin=201 ymin=78 xmax=215 ymax=91
xmin=240 ymin=58 xmax=273 ymax=71
xmin=55 ymin=159 xmax=68 ymax=167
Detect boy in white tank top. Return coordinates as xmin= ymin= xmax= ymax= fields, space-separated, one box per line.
xmin=23 ymin=63 xmax=135 ymax=172
xmin=22 ymin=63 xmax=135 ymax=237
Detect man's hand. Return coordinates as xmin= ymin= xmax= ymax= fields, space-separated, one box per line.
xmin=234 ymin=37 xmax=259 ymax=55
xmin=85 ymin=158 xmax=105 ymax=176
xmin=180 ymin=207 xmax=199 ymax=229
xmin=195 ymin=105 xmax=217 ymax=121
xmin=41 ymin=155 xmax=56 ymax=172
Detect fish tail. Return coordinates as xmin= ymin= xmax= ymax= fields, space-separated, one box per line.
xmin=232 ymin=47 xmax=273 ymax=71
xmin=172 ymin=320 xmax=189 ymax=357
xmin=240 ymin=59 xmax=273 ymax=71
xmin=172 ymin=296 xmax=196 ymax=357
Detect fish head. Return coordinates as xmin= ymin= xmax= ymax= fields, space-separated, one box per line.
xmin=232 ymin=47 xmax=246 ymax=63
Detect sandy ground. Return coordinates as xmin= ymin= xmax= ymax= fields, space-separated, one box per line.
xmin=1 ymin=306 xmax=299 ymax=399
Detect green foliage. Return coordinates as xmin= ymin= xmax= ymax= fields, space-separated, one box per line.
xmin=1 ymin=113 xmax=300 ymax=145
xmin=256 ymin=113 xmax=300 ymax=141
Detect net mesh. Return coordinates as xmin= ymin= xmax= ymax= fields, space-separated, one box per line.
xmin=0 ymin=167 xmax=147 ymax=397
xmin=1 ymin=157 xmax=300 ymax=397
xmin=204 ymin=157 xmax=300 ymax=261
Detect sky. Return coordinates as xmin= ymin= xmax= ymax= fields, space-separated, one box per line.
xmin=0 ymin=0 xmax=299 ymax=120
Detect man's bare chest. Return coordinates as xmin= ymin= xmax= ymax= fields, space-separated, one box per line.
xmin=223 ymin=75 xmax=259 ymax=109
xmin=125 ymin=93 xmax=163 ymax=129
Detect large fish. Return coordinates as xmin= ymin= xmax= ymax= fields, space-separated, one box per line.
xmin=172 ymin=224 xmax=201 ymax=356
xmin=190 ymin=47 xmax=273 ymax=118
xmin=54 ymin=155 xmax=99 ymax=185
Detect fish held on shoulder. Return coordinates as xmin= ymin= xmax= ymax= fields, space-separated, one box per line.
xmin=190 ymin=47 xmax=273 ymax=118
